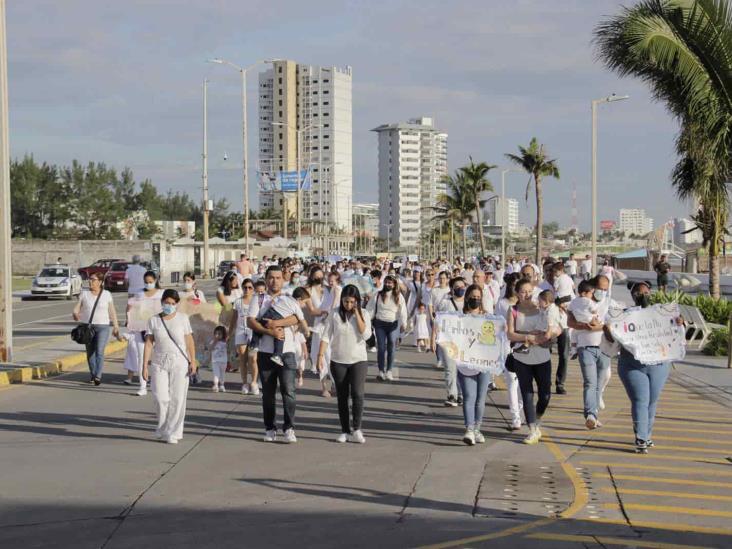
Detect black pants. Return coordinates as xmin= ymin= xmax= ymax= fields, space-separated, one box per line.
xmin=555 ymin=329 xmax=569 ymax=388
xmin=515 ymin=359 xmax=552 ymax=425
xmin=258 ymin=352 xmax=297 ymax=431
xmin=331 ymin=361 xmax=368 ymax=433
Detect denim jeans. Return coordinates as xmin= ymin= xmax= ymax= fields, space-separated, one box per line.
xmin=578 ymin=346 xmax=611 ymax=419
xmin=617 ymin=349 xmax=670 ymax=441
xmin=374 ymin=319 xmax=399 ymax=372
xmin=331 ymin=361 xmax=368 ymax=433
xmin=258 ymin=352 xmax=297 ymax=431
xmin=555 ymin=329 xmax=570 ymax=388
xmin=457 ymin=371 xmax=491 ymax=430
xmin=514 ymin=359 xmax=552 ymax=425
xmin=86 ymin=324 xmax=111 ymax=380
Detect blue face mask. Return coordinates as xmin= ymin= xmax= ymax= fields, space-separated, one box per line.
xmin=162 ymin=303 xmax=176 ymax=316
xmin=453 ymin=287 xmax=466 ymax=298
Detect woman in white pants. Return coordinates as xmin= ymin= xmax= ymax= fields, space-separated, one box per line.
xmin=496 ymin=273 xmax=523 ymax=430
xmin=142 ymin=289 xmax=196 ymax=444
xmin=125 ymin=270 xmax=163 ymax=396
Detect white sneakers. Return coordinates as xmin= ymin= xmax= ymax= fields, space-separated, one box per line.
xmin=377 ymin=371 xmax=386 ymax=381
xmin=336 ymin=432 xmax=348 ymax=443
xmin=250 ymin=382 xmax=260 ymax=396
xmin=462 ymin=429 xmax=476 ymax=446
xmin=523 ymin=426 xmax=542 ymax=445
xmin=348 ymin=430 xmax=366 ymax=444
xmin=283 ymin=428 xmax=297 ymax=443
xmin=136 ymin=388 xmax=148 ymax=397
xmin=473 ymin=430 xmax=485 ymax=444
xmin=263 ymin=428 xmax=297 ymax=443
xmin=585 ymin=415 xmax=598 ymax=430
xmin=385 ymin=371 xmax=394 ymax=381
xmin=219 ymin=385 xmax=226 ymax=393
xmin=241 ymin=384 xmax=250 ymax=395
xmin=263 ymin=429 xmax=277 ymax=442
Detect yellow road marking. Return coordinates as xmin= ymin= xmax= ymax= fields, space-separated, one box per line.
xmin=589 ymin=517 xmax=732 ymax=537
xmin=542 ymin=432 xmax=588 ymax=519
xmin=601 ymin=486 xmax=732 ymax=502
xmin=416 ymin=518 xmax=554 ymax=549
xmin=580 ymin=460 xmax=732 ymax=476
xmin=524 ymin=532 xmax=712 ymax=549
xmin=594 ymin=474 xmax=732 ymax=489
xmin=554 ymin=430 xmax=732 ymax=446
xmin=604 ymin=502 xmax=732 ymax=518
xmin=596 ymin=425 xmax=732 ymax=436
xmin=583 ymin=441 xmax=732 ymax=455
xmin=581 ymin=450 xmax=729 ymax=465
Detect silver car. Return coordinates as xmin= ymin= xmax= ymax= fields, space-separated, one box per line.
xmin=30 ymin=265 xmax=83 ymax=300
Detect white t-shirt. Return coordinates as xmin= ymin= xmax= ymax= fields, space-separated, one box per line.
xmin=568 ymin=296 xmax=621 ymax=348
xmin=554 ymin=273 xmax=576 ymax=300
xmin=179 ymin=289 xmax=207 ymax=303
xmin=580 ymin=259 xmax=593 ymax=275
xmin=211 ymin=340 xmax=228 ymax=365
xmin=125 ymin=264 xmax=147 ymax=295
xmin=436 ymin=295 xmax=464 ymax=313
xmin=247 ymin=293 xmax=305 ymax=355
xmin=146 ymin=313 xmax=192 ymax=365
xmin=233 ymin=296 xmax=254 ymax=343
xmin=565 ymin=260 xmax=578 ymax=276
xmin=368 ymin=293 xmax=408 ymax=325
xmin=513 ymin=309 xmax=551 ymax=365
xmin=321 ymin=309 xmax=372 ymax=364
xmin=78 ymin=289 xmax=114 ymax=325
xmin=539 ymin=303 xmax=561 ymax=331
xmin=430 ymin=286 xmax=450 ymax=312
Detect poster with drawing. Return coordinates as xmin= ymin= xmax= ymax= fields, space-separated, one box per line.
xmin=607 ymin=303 xmax=686 ymax=365
xmin=435 ymin=313 xmax=507 ymax=374
xmin=178 ymin=300 xmax=221 ymax=368
xmin=126 ymin=297 xmax=162 ymax=332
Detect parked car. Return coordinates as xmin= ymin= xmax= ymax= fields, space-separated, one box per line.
xmin=77 ymin=258 xmax=123 ymax=280
xmin=104 ymin=259 xmax=161 ymax=292
xmin=217 ymin=260 xmax=237 ymax=281
xmin=30 ymin=265 xmax=82 ymax=300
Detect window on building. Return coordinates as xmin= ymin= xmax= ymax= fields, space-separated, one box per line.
xmin=278 ymin=77 xmax=282 ymax=84
xmin=279 ymin=144 xmax=283 ymax=151
xmin=323 ymin=146 xmax=329 ymax=150
xmin=278 ymin=110 xmax=283 ymax=117
xmin=278 ymin=66 xmax=282 ymax=73
xmin=323 ymin=101 xmax=329 ymax=105
xmin=278 ymin=100 xmax=282 ymax=106
xmin=323 ymin=79 xmax=329 ymax=83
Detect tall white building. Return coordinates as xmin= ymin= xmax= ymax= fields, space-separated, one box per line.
xmin=258 ymin=60 xmax=353 ymax=231
xmin=372 ymin=117 xmax=447 ymax=250
xmin=483 ymin=197 xmax=519 ymax=235
xmin=673 ymin=217 xmax=703 ymax=245
xmin=618 ymin=208 xmax=654 ymax=236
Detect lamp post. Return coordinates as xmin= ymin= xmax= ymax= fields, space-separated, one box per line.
xmin=0 ymin=0 xmax=11 ymax=360
xmin=208 ymin=58 xmax=280 ymax=256
xmin=591 ymin=94 xmax=629 ymax=269
xmin=202 ymin=78 xmax=210 ymax=279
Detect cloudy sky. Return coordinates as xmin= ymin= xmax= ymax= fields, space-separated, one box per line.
xmin=7 ymin=0 xmax=691 ymax=230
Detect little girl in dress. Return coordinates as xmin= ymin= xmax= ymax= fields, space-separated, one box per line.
xmin=413 ymin=303 xmax=430 ymax=352
xmin=210 ymin=326 xmax=228 ymax=393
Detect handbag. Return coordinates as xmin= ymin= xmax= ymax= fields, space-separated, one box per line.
xmin=159 ymin=313 xmax=191 ymax=366
xmin=505 ymin=306 xmax=519 ymax=373
xmin=365 ymin=296 xmax=378 ymax=348
xmin=71 ymin=290 xmax=103 ymax=345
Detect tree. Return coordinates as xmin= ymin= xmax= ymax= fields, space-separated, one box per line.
xmin=431 ymin=172 xmax=473 ymax=259
xmin=542 ymin=221 xmax=560 ymax=238
xmin=505 ymin=138 xmax=560 ymax=264
xmin=459 ymin=157 xmax=496 ymax=258
xmin=594 ymin=0 xmax=732 ymax=298
xmin=62 ymin=161 xmax=124 ymax=239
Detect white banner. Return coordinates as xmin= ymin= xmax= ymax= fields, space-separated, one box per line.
xmin=435 ymin=312 xmax=507 ymax=374
xmin=607 ymin=303 xmax=686 ymax=365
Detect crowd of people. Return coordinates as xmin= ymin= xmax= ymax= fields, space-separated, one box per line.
xmin=72 ymin=251 xmax=682 ymax=454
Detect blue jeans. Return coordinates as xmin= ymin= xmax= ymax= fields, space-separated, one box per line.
xmin=578 ymin=346 xmax=611 ymax=419
xmin=86 ymin=325 xmax=111 ymax=380
xmin=617 ymin=349 xmax=670 ymax=441
xmin=258 ymin=352 xmax=297 ymax=431
xmin=374 ymin=319 xmax=399 ymax=372
xmin=457 ymin=371 xmax=491 ymax=430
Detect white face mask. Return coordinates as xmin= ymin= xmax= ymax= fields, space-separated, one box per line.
xmin=184 ymin=282 xmax=193 ymax=291
xmin=593 ymin=289 xmax=607 ymax=302
xmin=145 ymin=282 xmax=156 ymax=291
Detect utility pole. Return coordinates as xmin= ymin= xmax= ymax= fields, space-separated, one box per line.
xmin=0 ymin=0 xmax=11 ymax=361
xmin=202 ymin=79 xmax=210 ymax=279
xmin=240 ymin=67 xmax=250 ymax=256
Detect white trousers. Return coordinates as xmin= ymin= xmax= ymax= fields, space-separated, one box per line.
xmin=151 ymin=355 xmax=189 ymax=440
xmin=212 ymin=360 xmax=227 ymax=386
xmin=503 ymin=369 xmax=524 ymax=423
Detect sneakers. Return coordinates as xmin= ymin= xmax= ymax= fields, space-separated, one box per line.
xmin=377 ymin=371 xmax=386 ymax=381
xmin=444 ymin=395 xmax=458 ymax=407
xmin=263 ymin=429 xmax=277 ymax=442
xmin=250 ymin=382 xmax=260 ymax=396
xmin=336 ymin=432 xmax=348 ymax=443
xmin=136 ymin=388 xmax=148 ymax=397
xmin=599 ymin=395 xmax=606 ymax=410
xmin=487 ymin=382 xmax=498 ymax=391
xmin=212 ymin=385 xmax=219 ymax=393
xmin=219 ymin=384 xmax=226 ymax=393
xmin=585 ymin=415 xmax=598 ymax=430
xmin=647 ymin=439 xmax=654 ymax=448
xmin=510 ymin=418 xmax=522 ymax=431
xmin=241 ymin=384 xmax=250 ymax=395
xmin=282 ymin=428 xmax=297 ymax=443
xmin=349 ymin=430 xmax=366 ymax=444
xmin=462 ymin=429 xmax=476 ymax=446
xmin=123 ymin=379 xmax=133 ymax=385
xmin=457 ymin=395 xmax=463 ymax=406
xmin=523 ymin=426 xmax=542 ymax=445
xmin=635 ymin=439 xmax=648 ymax=454
xmin=165 ymin=437 xmax=179 ymax=444
xmin=556 ymin=385 xmax=567 ymax=395
xmin=473 ymin=430 xmax=485 ymax=444
xmin=270 ymin=355 xmax=284 ymax=366
xmin=385 ymin=371 xmax=394 ymax=381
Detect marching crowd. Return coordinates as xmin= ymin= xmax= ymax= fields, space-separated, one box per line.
xmin=72 ymin=252 xmax=682 ymax=454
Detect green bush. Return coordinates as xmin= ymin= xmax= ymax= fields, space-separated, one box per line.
xmin=650 ymin=291 xmax=732 ymax=324
xmin=702 ymin=327 xmax=729 ymax=356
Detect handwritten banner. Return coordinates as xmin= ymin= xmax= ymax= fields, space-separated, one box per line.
xmin=607 ymin=303 xmax=686 ymax=365
xmin=435 ymin=312 xmax=507 ymax=374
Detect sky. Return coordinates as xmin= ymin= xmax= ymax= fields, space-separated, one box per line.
xmin=7 ymin=0 xmax=692 ymax=230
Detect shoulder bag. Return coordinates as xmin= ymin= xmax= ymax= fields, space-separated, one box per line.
xmin=159 ymin=313 xmax=191 ymax=366
xmin=365 ymin=296 xmax=378 ymax=348
xmin=71 ymin=290 xmax=103 ymax=345
xmin=505 ymin=306 xmax=518 ymax=373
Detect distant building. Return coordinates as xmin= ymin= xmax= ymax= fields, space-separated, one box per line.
xmin=673 ymin=217 xmax=703 ymax=245
xmin=482 ymin=197 xmax=519 ymax=235
xmin=155 ymin=221 xmax=196 ymax=240
xmin=353 ymin=202 xmax=378 ymax=253
xmin=618 ymin=208 xmax=653 ymax=235
xmin=372 ymin=117 xmax=448 ymax=250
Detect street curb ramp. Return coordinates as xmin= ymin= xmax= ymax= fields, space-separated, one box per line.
xmin=0 ymin=340 xmax=128 ymax=387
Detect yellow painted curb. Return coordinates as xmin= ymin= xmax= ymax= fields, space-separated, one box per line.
xmin=56 ymin=339 xmax=128 ymax=371
xmin=0 ymin=371 xmax=9 ymax=387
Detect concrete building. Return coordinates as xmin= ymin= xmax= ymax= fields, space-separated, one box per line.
xmin=372 ymin=117 xmax=448 ymax=250
xmin=258 ymin=60 xmax=353 ymax=231
xmin=673 ymin=217 xmax=703 ymax=246
xmin=353 ymin=202 xmax=378 ymax=253
xmin=618 ymin=208 xmax=654 ymax=236
xmin=483 ymin=197 xmax=519 ymax=235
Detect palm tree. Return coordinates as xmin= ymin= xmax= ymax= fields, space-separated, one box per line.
xmin=430 ymin=172 xmax=473 ymax=259
xmin=594 ymin=0 xmax=732 ymax=298
xmin=505 ymin=138 xmax=560 ymax=264
xmin=459 ymin=157 xmax=496 ymax=259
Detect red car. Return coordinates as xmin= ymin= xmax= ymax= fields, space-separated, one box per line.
xmin=78 ymin=258 xmax=123 ymax=280
xmin=103 ymin=260 xmax=160 ymax=292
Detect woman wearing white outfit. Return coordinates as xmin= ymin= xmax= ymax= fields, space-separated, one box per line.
xmin=179 ymin=272 xmax=206 ymax=303
xmin=303 ymin=267 xmax=332 ymax=389
xmin=406 ymin=270 xmax=425 ymax=334
xmin=496 ymin=273 xmax=523 ymax=430
xmin=229 ymin=279 xmax=259 ymax=395
xmin=124 ymin=270 xmax=163 ymax=396
xmin=142 ymin=289 xmax=196 ymax=444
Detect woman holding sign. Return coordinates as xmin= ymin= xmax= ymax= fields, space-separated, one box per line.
xmin=124 ymin=270 xmax=163 ymax=396
xmin=507 ymin=279 xmax=561 ymax=444
xmin=606 ymin=281 xmax=683 ymax=454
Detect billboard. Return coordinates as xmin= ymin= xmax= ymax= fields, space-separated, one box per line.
xmin=278 ymin=170 xmax=311 ymax=192
xmin=600 ymin=220 xmax=616 ymax=232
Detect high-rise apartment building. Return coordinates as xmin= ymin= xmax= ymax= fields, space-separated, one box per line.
xmin=258 ymin=60 xmax=353 ymax=231
xmin=372 ymin=117 xmax=447 ymax=250
xmin=483 ymin=197 xmax=519 ymax=235
xmin=618 ymin=208 xmax=654 ymax=235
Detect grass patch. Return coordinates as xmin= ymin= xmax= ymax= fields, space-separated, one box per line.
xmin=12 ymin=277 xmax=32 ymax=291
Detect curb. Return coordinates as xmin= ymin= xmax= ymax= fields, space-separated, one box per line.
xmin=0 ymin=340 xmax=128 ymax=388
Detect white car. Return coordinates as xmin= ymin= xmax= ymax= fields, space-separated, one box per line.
xmin=30 ymin=265 xmax=83 ymax=300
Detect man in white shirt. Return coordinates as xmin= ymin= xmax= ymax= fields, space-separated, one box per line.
xmin=248 ymin=265 xmax=303 ymax=444
xmin=472 ymin=269 xmax=496 ymax=314
xmin=565 ymin=253 xmax=579 ymax=285
xmin=580 ymin=254 xmax=593 ymax=281
xmin=125 ymin=255 xmax=147 ymax=297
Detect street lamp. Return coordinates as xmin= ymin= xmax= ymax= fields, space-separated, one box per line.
xmin=271 ymin=121 xmax=321 ymax=250
xmin=591 ymin=93 xmax=629 ymax=270
xmin=207 ymin=57 xmax=281 ymax=256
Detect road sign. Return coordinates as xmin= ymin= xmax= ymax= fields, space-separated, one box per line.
xmin=278 ymin=170 xmax=311 ymax=192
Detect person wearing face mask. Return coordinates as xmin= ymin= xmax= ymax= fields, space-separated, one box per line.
xmin=142 ymin=289 xmax=196 ymax=444
xmin=303 ymin=267 xmax=332 ymax=379
xmin=179 ymin=272 xmax=206 ymax=304
xmin=604 ymin=281 xmax=683 ymax=454
xmin=124 ymin=270 xmax=164 ymax=395
xmin=431 ymin=277 xmax=468 ymax=406
xmin=367 ymin=275 xmax=407 ymax=381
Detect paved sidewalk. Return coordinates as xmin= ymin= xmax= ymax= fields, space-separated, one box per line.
xmin=0 ymin=345 xmax=731 ymax=549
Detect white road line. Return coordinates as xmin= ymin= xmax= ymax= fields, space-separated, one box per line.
xmin=13 ymin=313 xmax=74 ymax=328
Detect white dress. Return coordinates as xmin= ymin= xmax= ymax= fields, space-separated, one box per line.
xmin=413 ymin=312 xmax=430 ymax=341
